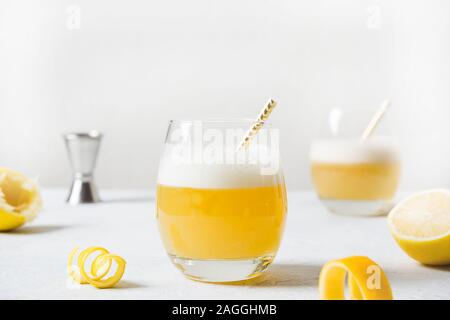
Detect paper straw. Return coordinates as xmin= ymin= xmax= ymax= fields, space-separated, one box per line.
xmin=237 ymin=98 xmax=277 ymax=150
xmin=361 ymin=99 xmax=390 ymax=141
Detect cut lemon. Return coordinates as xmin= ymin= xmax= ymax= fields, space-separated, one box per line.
xmin=388 ymin=189 xmax=450 ymax=266
xmin=319 ymin=256 xmax=393 ymax=300
xmin=68 ymin=246 xmax=126 ymax=289
xmin=0 ymin=167 xmax=42 ymax=231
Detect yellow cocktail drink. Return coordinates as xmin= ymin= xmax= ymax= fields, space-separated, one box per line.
xmin=157 ymin=159 xmax=287 ymax=282
xmin=157 ymin=119 xmax=286 ymax=282
xmin=310 ymin=139 xmax=400 ymax=215
xmin=157 ymin=183 xmax=287 ymax=260
xmin=312 ymin=162 xmax=399 ymax=200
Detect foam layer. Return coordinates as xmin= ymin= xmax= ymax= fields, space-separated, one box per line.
xmin=157 ymin=143 xmax=282 ymax=188
xmin=158 ymin=162 xmax=282 ymax=189
xmin=310 ymin=138 xmax=398 ymax=164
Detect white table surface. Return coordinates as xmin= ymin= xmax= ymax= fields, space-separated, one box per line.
xmin=0 ymin=189 xmax=448 ymax=300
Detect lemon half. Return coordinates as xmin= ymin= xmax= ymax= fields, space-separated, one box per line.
xmin=0 ymin=167 xmax=42 ymax=231
xmin=388 ymin=189 xmax=450 ymax=265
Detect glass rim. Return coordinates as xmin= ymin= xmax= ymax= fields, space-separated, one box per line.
xmin=168 ymin=118 xmax=271 ymax=125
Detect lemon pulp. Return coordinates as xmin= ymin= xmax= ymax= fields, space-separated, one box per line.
xmin=0 ymin=167 xmax=41 ymax=231
xmin=388 ymin=189 xmax=450 ymax=265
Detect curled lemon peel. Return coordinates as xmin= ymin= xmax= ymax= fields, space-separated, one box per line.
xmin=78 ymin=247 xmax=110 ymax=281
xmin=319 ymin=256 xmax=393 ymax=300
xmin=67 ymin=247 xmax=87 ymax=284
xmin=91 ymin=254 xmax=112 ymax=279
xmin=67 ymin=246 xmax=126 ymax=289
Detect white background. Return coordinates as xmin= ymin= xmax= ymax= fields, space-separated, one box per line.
xmin=0 ymin=0 xmax=449 ymax=190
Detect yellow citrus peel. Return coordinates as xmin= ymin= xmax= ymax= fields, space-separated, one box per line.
xmin=319 ymin=256 xmax=393 ymax=300
xmin=68 ymin=246 xmax=126 ymax=289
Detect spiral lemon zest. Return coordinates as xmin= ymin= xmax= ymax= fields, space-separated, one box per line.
xmin=67 ymin=246 xmax=126 ymax=289
xmin=67 ymin=247 xmax=87 ymax=284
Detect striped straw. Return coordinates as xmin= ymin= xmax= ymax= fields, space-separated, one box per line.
xmin=237 ymin=98 xmax=277 ymax=151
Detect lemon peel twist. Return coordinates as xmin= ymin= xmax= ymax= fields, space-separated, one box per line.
xmin=68 ymin=246 xmax=126 ymax=289
xmin=319 ymin=256 xmax=393 ymax=300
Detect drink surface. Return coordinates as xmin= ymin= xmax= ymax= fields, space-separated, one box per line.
xmin=310 ymin=139 xmax=400 ymax=201
xmin=156 ymin=161 xmax=287 ymax=260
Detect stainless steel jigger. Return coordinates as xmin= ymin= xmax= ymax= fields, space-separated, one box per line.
xmin=64 ymin=131 xmax=102 ymax=204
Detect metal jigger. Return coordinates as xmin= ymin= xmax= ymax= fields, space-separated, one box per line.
xmin=64 ymin=131 xmax=102 ymax=204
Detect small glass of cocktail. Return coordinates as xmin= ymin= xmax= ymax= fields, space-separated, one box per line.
xmin=310 ymin=102 xmax=400 ymax=216
xmin=157 ymin=116 xmax=287 ymax=282
xmin=310 ymin=138 xmax=400 ymax=215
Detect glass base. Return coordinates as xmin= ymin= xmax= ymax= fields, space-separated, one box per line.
xmin=169 ymin=254 xmax=274 ymax=283
xmin=320 ymin=198 xmax=394 ymax=216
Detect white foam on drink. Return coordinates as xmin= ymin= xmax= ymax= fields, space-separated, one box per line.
xmin=157 ymin=145 xmax=282 ymax=189
xmin=309 ymin=138 xmax=398 ymax=164
xmin=158 ymin=163 xmax=281 ymax=189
